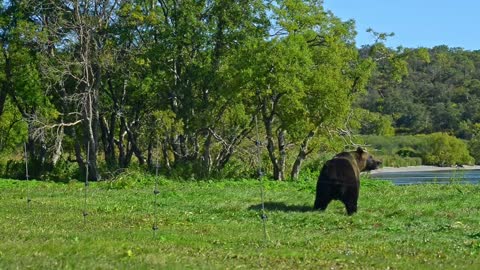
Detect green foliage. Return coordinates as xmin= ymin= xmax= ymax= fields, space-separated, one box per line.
xmin=228 ymin=0 xmax=374 ymax=180
xmin=419 ymin=133 xmax=474 ymax=166
xmin=379 ymin=155 xmax=423 ymax=167
xmin=469 ymin=142 xmax=480 ymax=165
xmin=102 ymin=169 xmax=159 ymax=190
xmin=1 ymin=179 xmax=480 ymax=268
xmin=359 ymin=177 xmax=394 ymax=188
xmin=41 ymin=160 xmax=80 ymax=183
xmin=4 ymin=0 xmax=480 ymax=182
xmin=467 ymin=124 xmax=480 ymax=164
xmin=0 ymin=99 xmax=27 ymax=155
xmin=359 ymin=46 xmax=480 ymax=137
xmin=1 ymin=159 xmax=26 ymax=179
xmin=353 ymin=108 xmax=395 ymax=136
xmin=396 ymin=147 xmax=421 ymax=157
xmin=1 ymin=158 xmax=74 ymax=182
xmin=361 ymin=134 xmax=474 ymax=167
xmin=362 ymin=135 xmax=424 ymax=155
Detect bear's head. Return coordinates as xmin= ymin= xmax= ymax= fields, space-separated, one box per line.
xmin=355 ymin=147 xmax=382 ymax=172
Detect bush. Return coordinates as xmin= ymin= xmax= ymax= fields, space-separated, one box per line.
xmin=361 ymin=134 xmax=474 ymax=167
xmin=396 ymin=147 xmax=421 ymax=158
xmin=41 ymin=160 xmax=80 ymax=183
xmin=378 ymin=155 xmax=422 ymax=167
xmin=102 ymin=169 xmax=158 ymax=190
xmin=468 ymin=137 xmax=480 ymax=165
xmin=3 ymin=160 xmax=26 ymax=179
xmin=467 ymin=124 xmax=480 ymax=164
xmin=419 ymin=133 xmax=474 ymax=166
xmin=2 ymin=158 xmax=53 ymax=180
xmin=361 ymin=135 xmax=425 ymax=155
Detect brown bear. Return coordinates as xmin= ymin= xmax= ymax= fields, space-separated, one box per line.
xmin=314 ymin=147 xmax=381 ymax=215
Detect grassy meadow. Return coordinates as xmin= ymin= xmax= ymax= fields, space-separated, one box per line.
xmin=1 ymin=177 xmax=479 ymax=269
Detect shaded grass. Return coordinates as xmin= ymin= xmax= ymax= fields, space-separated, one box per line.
xmin=0 ymin=178 xmax=479 ymax=269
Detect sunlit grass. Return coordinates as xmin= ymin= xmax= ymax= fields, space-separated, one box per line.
xmin=1 ymin=178 xmax=479 ymax=269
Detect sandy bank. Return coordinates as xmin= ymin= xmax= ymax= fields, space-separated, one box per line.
xmin=370 ymin=165 xmax=480 ymax=174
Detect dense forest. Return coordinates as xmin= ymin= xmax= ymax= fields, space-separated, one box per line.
xmin=355 ymin=46 xmax=480 ymax=166
xmin=358 ymin=46 xmax=480 ymax=138
xmin=0 ymin=0 xmax=479 ymax=182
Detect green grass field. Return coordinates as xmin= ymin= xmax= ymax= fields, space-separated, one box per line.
xmin=1 ymin=177 xmax=479 ymax=269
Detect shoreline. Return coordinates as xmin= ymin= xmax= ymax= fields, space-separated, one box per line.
xmin=370 ymin=165 xmax=480 ymax=174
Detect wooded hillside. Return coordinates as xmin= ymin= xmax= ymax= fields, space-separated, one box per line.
xmin=358 ymin=45 xmax=480 ymax=138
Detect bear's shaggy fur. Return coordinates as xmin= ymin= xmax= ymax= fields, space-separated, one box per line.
xmin=314 ymin=147 xmax=381 ymax=215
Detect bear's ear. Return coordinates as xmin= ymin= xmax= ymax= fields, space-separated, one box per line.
xmin=356 ymin=147 xmax=364 ymax=153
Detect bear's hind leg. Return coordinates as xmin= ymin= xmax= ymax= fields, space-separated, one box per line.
xmin=314 ymin=197 xmax=332 ymax=211
xmin=342 ymin=186 xmax=359 ymax=215
xmin=344 ymin=201 xmax=357 ymax=215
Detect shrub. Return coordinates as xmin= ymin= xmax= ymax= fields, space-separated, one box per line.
xmin=468 ymin=137 xmax=480 ymax=164
xmin=377 ymin=155 xmax=422 ymax=167
xmin=396 ymin=147 xmax=421 ymax=158
xmin=467 ymin=124 xmax=480 ymax=164
xmin=419 ymin=133 xmax=474 ymax=166
xmin=362 ymin=134 xmax=475 ymax=167
xmin=102 ymin=169 xmax=157 ymax=190
xmin=42 ymin=160 xmax=80 ymax=183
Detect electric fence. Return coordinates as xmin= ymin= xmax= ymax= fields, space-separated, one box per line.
xmin=24 ymin=142 xmax=31 ymax=207
xmin=83 ymin=142 xmax=90 ymax=226
xmin=153 ymin=155 xmax=160 ymax=237
xmin=254 ymin=116 xmax=268 ymax=244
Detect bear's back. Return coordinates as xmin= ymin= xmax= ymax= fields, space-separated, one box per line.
xmin=326 ymin=157 xmax=359 ymax=184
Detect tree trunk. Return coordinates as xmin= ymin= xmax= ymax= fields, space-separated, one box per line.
xmin=87 ymin=140 xmax=100 ymax=181
xmin=179 ymin=134 xmax=188 ymax=159
xmin=100 ymin=115 xmax=117 ymax=167
xmin=121 ymin=116 xmax=145 ymax=166
xmin=201 ymin=133 xmax=212 ymax=177
xmin=212 ymin=113 xmax=255 ymax=172
xmin=277 ymin=129 xmax=286 ymax=181
xmin=83 ymin=121 xmax=101 ymax=181
xmin=263 ymin=109 xmax=283 ymax=180
xmin=171 ymin=134 xmax=182 ymax=162
xmin=72 ymin=127 xmax=85 ymax=168
xmin=82 ymin=86 xmax=101 ymax=181
xmin=162 ymin=139 xmax=171 ymax=171
xmin=117 ymin=118 xmax=126 ymax=168
xmin=125 ymin=143 xmax=134 ymax=167
xmin=0 ymin=87 xmax=6 ymax=118
xmin=147 ymin=139 xmax=154 ymax=169
xmin=291 ymin=130 xmax=315 ymax=180
xmin=0 ymin=51 xmax=12 ymax=118
xmin=52 ymin=125 xmax=64 ymax=166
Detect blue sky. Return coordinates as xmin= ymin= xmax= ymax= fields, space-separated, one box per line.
xmin=323 ymin=0 xmax=479 ymax=50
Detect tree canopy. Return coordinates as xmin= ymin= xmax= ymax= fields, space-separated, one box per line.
xmin=2 ymin=1 xmax=479 ymax=181
xmin=0 ymin=0 xmax=379 ymax=180
xmin=358 ymin=45 xmax=480 ymax=139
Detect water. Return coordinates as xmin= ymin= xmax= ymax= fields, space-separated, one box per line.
xmin=370 ymin=169 xmax=480 ymax=185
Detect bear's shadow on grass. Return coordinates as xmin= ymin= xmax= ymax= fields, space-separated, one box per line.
xmin=248 ymin=202 xmax=313 ymax=213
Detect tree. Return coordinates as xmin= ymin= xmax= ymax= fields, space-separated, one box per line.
xmin=34 ymin=0 xmax=123 ymax=180
xmin=0 ymin=0 xmax=56 ymax=171
xmin=353 ymin=108 xmax=395 ymax=136
xmin=137 ymin=0 xmax=270 ymax=177
xmin=359 ymin=46 xmax=480 ymax=136
xmin=232 ymin=0 xmax=373 ymax=180
xmin=468 ymin=124 xmax=480 ymax=164
xmin=420 ymin=133 xmax=474 ymax=166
